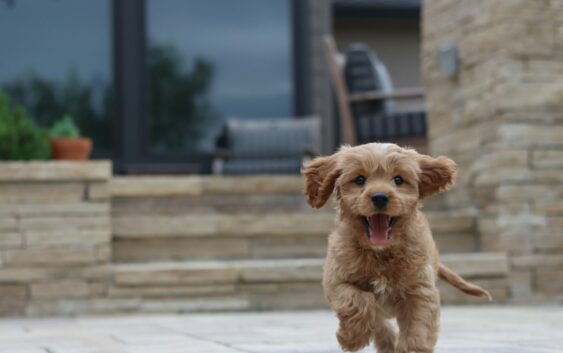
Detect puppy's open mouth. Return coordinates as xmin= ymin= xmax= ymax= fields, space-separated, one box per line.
xmin=362 ymin=215 xmax=397 ymax=245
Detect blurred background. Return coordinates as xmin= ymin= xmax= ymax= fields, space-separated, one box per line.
xmin=0 ymin=0 xmax=561 ymax=317
xmin=0 ymin=0 xmax=425 ymax=173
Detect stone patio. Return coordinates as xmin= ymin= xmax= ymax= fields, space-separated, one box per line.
xmin=0 ymin=306 xmax=561 ymax=353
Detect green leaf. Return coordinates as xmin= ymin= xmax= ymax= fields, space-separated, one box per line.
xmin=49 ymin=114 xmax=81 ymax=138
xmin=0 ymin=91 xmax=50 ymax=160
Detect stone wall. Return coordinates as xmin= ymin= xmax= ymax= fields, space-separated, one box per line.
xmin=0 ymin=162 xmax=112 ymax=315
xmin=423 ymin=0 xmax=563 ymax=301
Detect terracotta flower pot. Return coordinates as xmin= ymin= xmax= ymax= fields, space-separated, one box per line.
xmin=50 ymin=138 xmax=93 ymax=160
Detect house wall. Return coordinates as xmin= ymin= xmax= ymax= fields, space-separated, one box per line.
xmin=423 ymin=0 xmax=563 ymax=301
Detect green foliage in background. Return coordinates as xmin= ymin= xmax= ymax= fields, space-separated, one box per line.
xmin=2 ymin=43 xmax=216 ymax=154
xmin=148 ymin=44 xmax=217 ymax=151
xmin=3 ymin=70 xmax=113 ymax=150
xmin=49 ymin=114 xmax=81 ymax=139
xmin=0 ymin=92 xmax=50 ymax=160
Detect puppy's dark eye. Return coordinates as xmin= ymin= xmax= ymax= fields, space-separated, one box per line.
xmin=354 ymin=175 xmax=366 ymax=185
xmin=394 ymin=176 xmax=404 ymax=186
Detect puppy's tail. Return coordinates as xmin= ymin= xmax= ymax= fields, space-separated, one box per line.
xmin=438 ymin=263 xmax=492 ymax=301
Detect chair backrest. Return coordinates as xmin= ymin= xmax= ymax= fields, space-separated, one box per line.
xmin=345 ymin=43 xmax=396 ymax=117
xmin=344 ymin=43 xmax=404 ymax=145
xmin=324 ymin=35 xmax=426 ymax=148
xmin=324 ymin=37 xmax=397 ymax=145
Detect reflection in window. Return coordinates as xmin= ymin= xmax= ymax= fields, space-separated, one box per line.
xmin=147 ymin=0 xmax=293 ymax=153
xmin=0 ymin=0 xmax=113 ymax=152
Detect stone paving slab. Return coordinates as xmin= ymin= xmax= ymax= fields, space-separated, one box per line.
xmin=0 ymin=306 xmax=561 ymax=353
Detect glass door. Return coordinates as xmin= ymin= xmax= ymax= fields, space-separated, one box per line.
xmin=144 ymin=0 xmax=294 ymax=173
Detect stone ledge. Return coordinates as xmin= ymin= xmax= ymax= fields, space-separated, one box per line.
xmin=111 ymin=258 xmax=325 ymax=286
xmin=107 ymin=284 xmax=237 ymax=298
xmin=26 ymin=297 xmax=250 ymax=316
xmin=0 ymin=266 xmax=101 ymax=283
xmin=0 ymin=161 xmax=112 ymax=182
xmin=112 ymin=212 xmax=334 ymax=238
xmin=110 ymin=177 xmax=203 ymax=197
xmin=111 ymin=175 xmax=303 ymax=197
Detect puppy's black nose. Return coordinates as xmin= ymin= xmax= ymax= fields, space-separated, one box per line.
xmin=371 ymin=192 xmax=389 ymax=209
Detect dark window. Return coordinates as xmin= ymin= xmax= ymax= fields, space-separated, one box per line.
xmin=0 ymin=0 xmax=300 ymax=172
xmin=0 ymin=0 xmax=113 ymax=156
xmin=146 ymin=0 xmax=294 ymax=155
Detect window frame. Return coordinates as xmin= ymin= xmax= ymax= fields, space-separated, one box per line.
xmin=112 ymin=0 xmax=306 ymax=174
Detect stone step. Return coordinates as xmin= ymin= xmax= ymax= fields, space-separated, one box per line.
xmin=111 ymin=176 xmax=304 ymax=197
xmin=434 ymin=233 xmax=477 ymax=253
xmin=425 ymin=210 xmax=476 ymax=234
xmin=113 ymin=231 xmax=476 ymax=263
xmin=113 ymin=211 xmax=473 ymax=237
xmin=111 ymin=177 xmax=478 ymax=262
xmin=25 ymin=253 xmax=510 ymax=315
xmin=111 ymin=254 xmax=508 ymax=287
xmin=428 ymin=209 xmax=478 ymax=253
xmin=440 ymin=252 xmax=509 ymax=277
xmin=96 ymin=253 xmax=510 ymax=313
xmin=112 ymin=209 xmax=476 ymax=262
xmin=112 ymin=193 xmax=330 ymax=216
xmin=113 ymin=234 xmax=328 ymax=262
xmin=111 ymin=258 xmax=324 ymax=286
xmin=112 ymin=211 xmax=333 ymax=262
xmin=112 ymin=212 xmax=335 ymax=238
xmin=27 ymin=297 xmax=251 ymax=316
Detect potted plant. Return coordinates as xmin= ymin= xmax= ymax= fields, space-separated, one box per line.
xmin=49 ymin=114 xmax=92 ymax=160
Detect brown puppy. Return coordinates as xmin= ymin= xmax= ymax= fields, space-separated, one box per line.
xmin=302 ymin=143 xmax=490 ymax=353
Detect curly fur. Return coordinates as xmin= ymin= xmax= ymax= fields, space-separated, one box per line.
xmin=301 ymin=143 xmax=490 ymax=353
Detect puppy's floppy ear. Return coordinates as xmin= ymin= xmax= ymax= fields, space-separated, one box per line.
xmin=301 ymin=154 xmax=341 ymax=208
xmin=418 ymin=154 xmax=457 ymax=198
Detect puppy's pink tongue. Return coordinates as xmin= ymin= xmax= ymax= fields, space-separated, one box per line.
xmin=368 ymin=214 xmax=390 ymax=244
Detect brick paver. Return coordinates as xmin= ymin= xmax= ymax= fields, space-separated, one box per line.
xmin=0 ymin=306 xmax=561 ymax=353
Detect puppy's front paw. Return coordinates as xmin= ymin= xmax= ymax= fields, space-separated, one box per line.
xmin=336 ymin=313 xmax=373 ymax=351
xmin=336 ymin=326 xmax=371 ymax=352
xmin=395 ymin=343 xmax=431 ymax=353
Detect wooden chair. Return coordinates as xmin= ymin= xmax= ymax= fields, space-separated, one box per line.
xmin=323 ymin=35 xmax=427 ymax=152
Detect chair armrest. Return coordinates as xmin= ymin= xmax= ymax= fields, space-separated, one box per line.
xmin=349 ymin=87 xmax=425 ymax=103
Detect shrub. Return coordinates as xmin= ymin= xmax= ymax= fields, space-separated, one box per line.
xmin=0 ymin=92 xmax=50 ymax=160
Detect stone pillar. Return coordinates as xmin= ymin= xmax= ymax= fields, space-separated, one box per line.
xmin=303 ymin=0 xmax=335 ymax=154
xmin=423 ymin=0 xmax=563 ymax=299
xmin=0 ymin=161 xmax=112 ymax=315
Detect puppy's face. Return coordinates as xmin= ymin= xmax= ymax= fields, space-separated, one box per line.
xmin=302 ymin=143 xmax=456 ymax=249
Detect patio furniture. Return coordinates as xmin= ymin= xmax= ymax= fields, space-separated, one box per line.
xmin=324 ymin=35 xmax=427 ymax=152
xmin=212 ymin=116 xmax=321 ymax=175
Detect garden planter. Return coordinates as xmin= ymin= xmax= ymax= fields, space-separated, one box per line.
xmin=50 ymin=138 xmax=92 ymax=160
